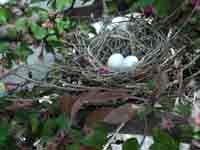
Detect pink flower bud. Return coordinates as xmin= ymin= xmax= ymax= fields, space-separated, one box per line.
xmin=162 ymin=118 xmax=174 ymax=130
xmin=98 ymin=66 xmax=111 ymax=74
xmin=192 ymin=0 xmax=200 ymax=8
xmin=194 ymin=113 xmax=200 ymax=126
xmin=143 ymin=5 xmax=155 ymax=17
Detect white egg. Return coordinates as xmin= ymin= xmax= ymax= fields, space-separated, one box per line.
xmin=107 ymin=53 xmax=124 ymax=72
xmin=121 ymin=56 xmax=139 ymax=72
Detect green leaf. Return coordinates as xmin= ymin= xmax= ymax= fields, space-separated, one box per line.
xmin=193 ymin=130 xmax=200 ymax=140
xmin=79 ymin=22 xmax=96 ymax=34
xmin=55 ymin=114 xmax=70 ymax=129
xmin=122 ymin=138 xmax=139 ymax=150
xmin=15 ymin=17 xmax=27 ymax=32
xmin=174 ymin=102 xmax=191 ymax=117
xmin=38 ymin=10 xmax=49 ymax=22
xmin=31 ymin=0 xmax=47 ymax=3
xmin=47 ymin=29 xmax=56 ymax=34
xmin=0 ymin=8 xmax=11 ymax=24
xmin=82 ymin=126 xmax=108 ymax=148
xmin=46 ymin=35 xmax=64 ymax=47
xmin=0 ymin=122 xmax=10 ymax=145
xmin=30 ymin=114 xmax=39 ymax=134
xmin=28 ymin=6 xmax=48 ymax=17
xmin=0 ymin=42 xmax=10 ymax=53
xmin=147 ymin=80 xmax=156 ymax=90
xmin=55 ymin=18 xmax=66 ymax=33
xmin=70 ymin=129 xmax=83 ymax=141
xmin=138 ymin=0 xmax=154 ymax=7
xmin=69 ymin=144 xmax=80 ymax=150
xmin=106 ymin=1 xmax=118 ymax=14
xmin=7 ymin=27 xmax=17 ymax=38
xmin=56 ymin=0 xmax=73 ymax=11
xmin=42 ymin=119 xmax=57 ymax=138
xmin=30 ymin=22 xmax=47 ymax=40
xmin=15 ymin=43 xmax=32 ymax=60
xmin=47 ymin=35 xmax=58 ymax=42
xmin=55 ymin=18 xmax=71 ymax=33
xmin=154 ymin=0 xmax=171 ymax=16
xmin=150 ymin=128 xmax=179 ymax=150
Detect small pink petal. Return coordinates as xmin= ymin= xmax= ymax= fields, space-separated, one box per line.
xmin=162 ymin=118 xmax=174 ymax=130
xmin=143 ymin=5 xmax=155 ymax=17
xmin=194 ymin=113 xmax=200 ymax=126
xmin=98 ymin=67 xmax=111 ymax=74
xmin=192 ymin=0 xmax=200 ymax=8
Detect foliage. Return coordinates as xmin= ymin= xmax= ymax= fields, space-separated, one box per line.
xmin=0 ymin=0 xmax=199 ymax=149
xmin=150 ymin=128 xmax=180 ymax=150
xmin=122 ymin=138 xmax=139 ymax=150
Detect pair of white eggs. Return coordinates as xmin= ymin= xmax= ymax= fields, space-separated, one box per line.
xmin=107 ymin=53 xmax=139 ymax=72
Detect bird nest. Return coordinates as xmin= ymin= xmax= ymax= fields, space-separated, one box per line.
xmin=52 ymin=16 xmax=188 ymax=94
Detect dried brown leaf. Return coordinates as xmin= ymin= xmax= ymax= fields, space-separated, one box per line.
xmin=71 ymin=90 xmax=143 ymax=121
xmin=84 ymin=108 xmax=113 ymax=128
xmin=103 ymin=104 xmax=140 ymax=125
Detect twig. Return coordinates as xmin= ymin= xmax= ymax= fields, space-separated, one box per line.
xmin=185 ymin=70 xmax=200 ymax=81
xmin=183 ymin=54 xmax=200 ymax=71
xmin=139 ymin=112 xmax=148 ymax=148
xmin=170 ymin=6 xmax=196 ymax=40
xmin=0 ymin=64 xmax=27 ymax=80
xmin=10 ymin=69 xmax=138 ymax=93
xmin=161 ymin=46 xmax=185 ymax=68
xmin=178 ymin=68 xmax=183 ymax=99
xmin=102 ymin=122 xmax=126 ymax=150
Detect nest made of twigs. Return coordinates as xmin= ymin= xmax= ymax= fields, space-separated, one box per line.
xmin=53 ymin=15 xmax=188 ymax=91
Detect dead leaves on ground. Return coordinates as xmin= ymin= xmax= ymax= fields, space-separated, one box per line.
xmin=103 ymin=103 xmax=140 ymax=125
xmin=59 ymin=90 xmax=142 ymax=128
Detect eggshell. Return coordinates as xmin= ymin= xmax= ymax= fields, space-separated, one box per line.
xmin=121 ymin=56 xmax=139 ymax=72
xmin=107 ymin=53 xmax=124 ymax=72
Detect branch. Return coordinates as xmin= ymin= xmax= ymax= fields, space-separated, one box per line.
xmin=63 ymin=0 xmax=77 ymax=15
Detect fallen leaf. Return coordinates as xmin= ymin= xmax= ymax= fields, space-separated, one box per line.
xmin=103 ymin=104 xmax=140 ymax=125
xmin=84 ymin=108 xmax=113 ymax=129
xmin=71 ymin=90 xmax=143 ymax=122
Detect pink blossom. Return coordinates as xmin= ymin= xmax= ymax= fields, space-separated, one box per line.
xmin=162 ymin=118 xmax=174 ymax=130
xmin=98 ymin=66 xmax=111 ymax=74
xmin=192 ymin=0 xmax=200 ymax=8
xmin=194 ymin=113 xmax=200 ymax=126
xmin=143 ymin=5 xmax=155 ymax=17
